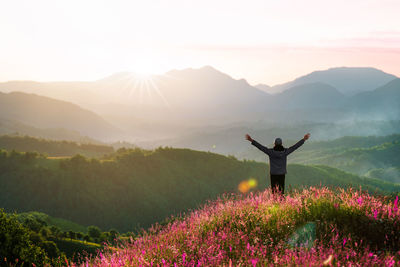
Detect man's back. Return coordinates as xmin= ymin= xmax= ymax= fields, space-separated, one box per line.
xmin=251 ymin=139 xmax=305 ymax=174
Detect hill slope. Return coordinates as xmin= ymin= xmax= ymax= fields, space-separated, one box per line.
xmin=0 ymin=148 xmax=398 ymax=232
xmin=81 ymin=187 xmax=400 ymax=266
xmin=0 ymin=135 xmax=113 ymax=157
xmin=0 ymin=92 xmax=119 ymax=140
xmin=291 ymin=141 xmax=400 ymax=183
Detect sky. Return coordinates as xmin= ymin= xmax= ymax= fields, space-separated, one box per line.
xmin=0 ymin=0 xmax=400 ymax=86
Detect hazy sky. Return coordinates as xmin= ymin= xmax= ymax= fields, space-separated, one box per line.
xmin=1 ymin=0 xmax=399 ymax=85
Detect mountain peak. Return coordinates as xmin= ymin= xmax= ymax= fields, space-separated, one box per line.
xmin=271 ymin=67 xmax=398 ymax=95
xmin=166 ymin=65 xmax=227 ymax=77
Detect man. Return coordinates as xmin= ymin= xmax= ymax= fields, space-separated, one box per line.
xmin=245 ymin=133 xmax=310 ymax=194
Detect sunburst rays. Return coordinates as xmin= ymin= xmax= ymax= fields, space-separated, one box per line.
xmin=107 ymin=73 xmax=171 ymax=108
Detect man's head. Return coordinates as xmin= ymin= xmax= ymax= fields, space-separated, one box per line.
xmin=274 ymin=138 xmax=282 ymax=146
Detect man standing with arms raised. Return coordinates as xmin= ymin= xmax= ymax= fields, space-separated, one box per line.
xmin=245 ymin=133 xmax=310 ymax=194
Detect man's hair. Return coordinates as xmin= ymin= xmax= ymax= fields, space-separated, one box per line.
xmin=273 ymin=144 xmax=285 ymax=151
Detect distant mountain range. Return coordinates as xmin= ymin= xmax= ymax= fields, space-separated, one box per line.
xmin=0 ymin=66 xmax=398 ymax=142
xmin=256 ymin=67 xmax=397 ymax=95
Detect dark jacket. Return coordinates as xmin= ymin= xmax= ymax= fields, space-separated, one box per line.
xmin=251 ymin=139 xmax=305 ymax=174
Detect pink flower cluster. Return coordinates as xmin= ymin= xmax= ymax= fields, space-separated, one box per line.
xmin=76 ymin=187 xmax=400 ymax=266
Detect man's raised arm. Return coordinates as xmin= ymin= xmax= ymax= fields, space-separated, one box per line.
xmin=245 ymin=134 xmax=271 ymax=155
xmin=286 ymin=133 xmax=310 ymax=155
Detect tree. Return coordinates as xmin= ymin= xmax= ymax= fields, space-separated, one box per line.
xmin=109 ymin=228 xmax=119 ymax=241
xmin=100 ymin=232 xmax=110 ymax=243
xmin=68 ymin=230 xmax=76 ymax=241
xmin=23 ymin=217 xmax=42 ymax=232
xmin=76 ymin=232 xmax=83 ymax=240
xmin=88 ymin=226 xmax=101 ymax=240
xmin=0 ymin=209 xmax=47 ymax=266
xmin=49 ymin=225 xmax=61 ymax=238
xmin=83 ymin=234 xmax=90 ymax=243
xmin=29 ymin=232 xmax=44 ymax=246
xmin=40 ymin=227 xmax=50 ymax=239
xmin=60 ymin=231 xmax=67 ymax=239
xmin=42 ymin=241 xmax=60 ymax=259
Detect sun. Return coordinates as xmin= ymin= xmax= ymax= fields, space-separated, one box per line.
xmin=130 ymin=52 xmax=163 ymax=77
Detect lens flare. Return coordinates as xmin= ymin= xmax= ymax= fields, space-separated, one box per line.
xmin=238 ymin=178 xmax=258 ymax=193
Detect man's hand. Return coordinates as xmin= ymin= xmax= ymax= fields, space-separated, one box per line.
xmin=245 ymin=134 xmax=253 ymax=142
xmin=303 ymin=133 xmax=311 ymax=141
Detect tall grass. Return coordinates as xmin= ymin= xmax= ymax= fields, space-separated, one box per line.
xmin=75 ymin=187 xmax=400 ymax=266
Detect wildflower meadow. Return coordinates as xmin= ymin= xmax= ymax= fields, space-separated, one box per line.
xmin=75 ymin=186 xmax=400 ymax=266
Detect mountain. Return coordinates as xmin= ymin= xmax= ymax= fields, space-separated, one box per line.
xmin=270 ymin=67 xmax=397 ymax=95
xmin=0 ymin=92 xmax=120 ymax=140
xmin=163 ymin=66 xmax=269 ymax=110
xmin=0 ymin=66 xmax=272 ymax=131
xmin=348 ymin=78 xmax=400 ymax=119
xmin=0 ymin=117 xmax=102 ymax=143
xmin=269 ymin=82 xmax=345 ymax=110
xmin=254 ymin=83 xmax=271 ymax=93
xmin=0 ymin=80 xmax=100 ymax=107
xmin=97 ymin=66 xmax=271 ymax=114
xmin=0 ymin=66 xmax=399 ymax=142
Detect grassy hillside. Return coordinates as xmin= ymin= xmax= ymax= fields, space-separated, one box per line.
xmin=79 ymin=187 xmax=400 ymax=266
xmin=290 ymin=140 xmax=400 ymax=182
xmin=0 ymin=135 xmax=113 ymax=157
xmin=0 ymin=148 xmax=399 ymax=232
xmin=17 ymin=211 xmax=87 ymax=233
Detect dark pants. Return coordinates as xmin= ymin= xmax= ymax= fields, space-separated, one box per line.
xmin=270 ymin=174 xmax=285 ymax=194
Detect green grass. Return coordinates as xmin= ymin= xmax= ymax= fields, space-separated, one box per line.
xmin=17 ymin=211 xmax=87 ymax=233
xmin=51 ymin=238 xmax=101 ymax=260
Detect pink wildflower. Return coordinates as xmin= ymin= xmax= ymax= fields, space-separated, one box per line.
xmin=357 ymin=197 xmax=363 ymax=206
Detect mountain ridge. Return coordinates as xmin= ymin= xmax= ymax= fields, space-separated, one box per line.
xmin=269 ymin=67 xmax=398 ymax=95
xmin=0 ymin=91 xmax=120 ymax=140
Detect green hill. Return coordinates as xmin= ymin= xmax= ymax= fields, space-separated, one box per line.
xmin=0 ymin=135 xmax=113 ymax=157
xmin=16 ymin=211 xmax=87 ymax=233
xmin=290 ymin=140 xmax=400 ymax=182
xmin=1 ymin=148 xmax=399 ymax=232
